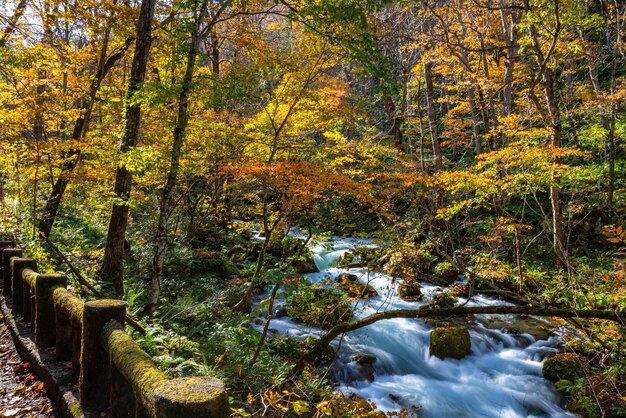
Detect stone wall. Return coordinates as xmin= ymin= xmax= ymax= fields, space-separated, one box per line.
xmin=0 ymin=242 xmax=228 ymax=418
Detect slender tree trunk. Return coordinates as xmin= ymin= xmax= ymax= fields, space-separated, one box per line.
xmin=0 ymin=0 xmax=28 ymax=47
xmin=210 ymin=26 xmax=220 ymax=77
xmin=148 ymin=0 xmax=208 ymax=313
xmin=468 ymin=85 xmax=482 ymax=155
xmin=423 ymin=61 xmax=442 ymax=172
xmin=38 ymin=33 xmax=134 ymax=239
xmin=500 ymin=6 xmax=519 ymax=147
xmin=100 ymin=0 xmax=156 ymax=297
xmin=481 ymin=52 xmax=499 ymax=151
xmin=525 ymin=0 xmax=565 ymax=267
xmin=545 ymin=71 xmax=565 ymax=266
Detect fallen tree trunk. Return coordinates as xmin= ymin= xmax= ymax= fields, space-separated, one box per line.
xmin=291 ymin=305 xmax=626 ymax=376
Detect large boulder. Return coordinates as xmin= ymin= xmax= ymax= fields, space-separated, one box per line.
xmin=397 ymin=280 xmax=423 ymax=302
xmin=430 ymin=326 xmax=471 ymax=359
xmin=336 ymin=273 xmax=378 ymax=299
xmin=431 ymin=261 xmax=460 ymax=286
xmin=292 ymin=258 xmax=319 ymax=274
xmin=288 ymin=287 xmax=353 ymax=328
xmin=543 ymin=353 xmax=586 ymax=382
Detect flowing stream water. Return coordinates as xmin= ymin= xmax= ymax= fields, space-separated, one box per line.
xmin=255 ymin=236 xmax=576 ymax=418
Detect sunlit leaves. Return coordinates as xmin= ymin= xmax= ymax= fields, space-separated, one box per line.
xmin=437 ymin=140 xmax=588 ymax=219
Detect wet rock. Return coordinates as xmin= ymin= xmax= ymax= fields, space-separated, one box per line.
xmin=430 ymin=326 xmax=471 ymax=360
xmin=347 ymin=362 xmax=376 ymax=383
xmin=397 ymin=280 xmax=423 ymax=302
xmin=337 ymin=273 xmax=359 ymax=283
xmin=351 ymin=354 xmax=377 ymax=365
xmin=420 ymin=292 xmax=457 ymax=310
xmin=388 ymin=394 xmax=402 ymax=403
xmin=478 ymin=317 xmax=555 ymax=340
xmin=273 ymin=306 xmax=288 ymax=318
xmin=430 ymin=261 xmax=460 ymax=286
xmin=336 ymin=273 xmax=378 ymax=299
xmin=543 ymin=353 xmax=586 ymax=383
xmin=292 ymin=258 xmax=318 ymax=274
xmin=288 ymin=287 xmax=353 ymax=328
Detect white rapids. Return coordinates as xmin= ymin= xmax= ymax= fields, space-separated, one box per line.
xmin=256 ymin=236 xmax=576 ymax=418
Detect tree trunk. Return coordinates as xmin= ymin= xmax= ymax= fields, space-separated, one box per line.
xmin=148 ymin=0 xmax=207 ymax=314
xmin=468 ymin=85 xmax=482 ymax=155
xmin=100 ymin=0 xmax=156 ymax=297
xmin=499 ymin=5 xmax=519 ymax=147
xmin=544 ymin=69 xmax=566 ymax=267
xmin=526 ymin=0 xmax=565 ymax=267
xmin=38 ymin=34 xmax=134 ymax=239
xmin=423 ymin=61 xmax=442 ymax=172
xmin=0 ymin=0 xmax=28 ymax=48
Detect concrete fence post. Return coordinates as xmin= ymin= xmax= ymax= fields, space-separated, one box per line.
xmin=22 ymin=269 xmax=37 ymax=324
xmin=2 ymin=248 xmax=22 ymax=295
xmin=10 ymin=258 xmax=37 ymax=315
xmin=154 ymin=376 xmax=230 ymax=418
xmin=0 ymin=241 xmax=16 ymax=281
xmin=34 ymin=273 xmax=66 ymax=347
xmin=80 ymin=299 xmax=127 ymax=413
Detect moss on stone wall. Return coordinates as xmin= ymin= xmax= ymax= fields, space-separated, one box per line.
xmin=102 ymin=323 xmax=169 ymax=416
xmin=53 ymin=287 xmax=84 ymax=324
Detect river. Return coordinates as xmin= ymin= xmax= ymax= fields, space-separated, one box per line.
xmin=254 ymin=236 xmax=576 ymax=418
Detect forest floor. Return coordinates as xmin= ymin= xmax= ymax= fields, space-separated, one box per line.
xmin=0 ymin=320 xmax=56 ymax=418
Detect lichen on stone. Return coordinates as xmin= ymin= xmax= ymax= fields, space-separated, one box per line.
xmin=430 ymin=326 xmax=471 ymax=360
xmin=102 ymin=324 xmax=168 ymax=416
xmin=23 ymin=269 xmax=38 ymax=287
xmin=53 ymin=287 xmax=84 ymax=323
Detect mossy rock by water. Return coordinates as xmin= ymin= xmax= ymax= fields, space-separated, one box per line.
xmin=543 ymin=353 xmax=586 ymax=383
xmin=430 ymin=261 xmax=460 ymax=286
xmin=397 ymin=281 xmax=423 ymax=302
xmin=288 ymin=287 xmax=353 ymax=329
xmin=420 ymin=292 xmax=457 ymax=310
xmin=336 ymin=273 xmax=378 ymax=299
xmin=302 ymin=336 xmax=336 ymax=363
xmin=448 ymin=283 xmax=470 ymax=298
xmin=430 ymin=326 xmax=471 ymax=359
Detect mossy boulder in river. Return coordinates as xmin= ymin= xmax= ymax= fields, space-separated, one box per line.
xmin=430 ymin=261 xmax=460 ymax=286
xmin=420 ymin=292 xmax=457 ymax=310
xmin=543 ymin=353 xmax=586 ymax=382
xmin=397 ymin=280 xmax=423 ymax=302
xmin=430 ymin=326 xmax=471 ymax=359
xmin=288 ymin=286 xmax=353 ymax=328
xmin=336 ymin=273 xmax=378 ymax=299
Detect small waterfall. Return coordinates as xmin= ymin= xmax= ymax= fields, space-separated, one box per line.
xmin=312 ymin=250 xmax=346 ymax=271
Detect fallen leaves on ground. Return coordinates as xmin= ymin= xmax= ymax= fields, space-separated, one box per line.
xmin=0 ymin=326 xmax=56 ymax=418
